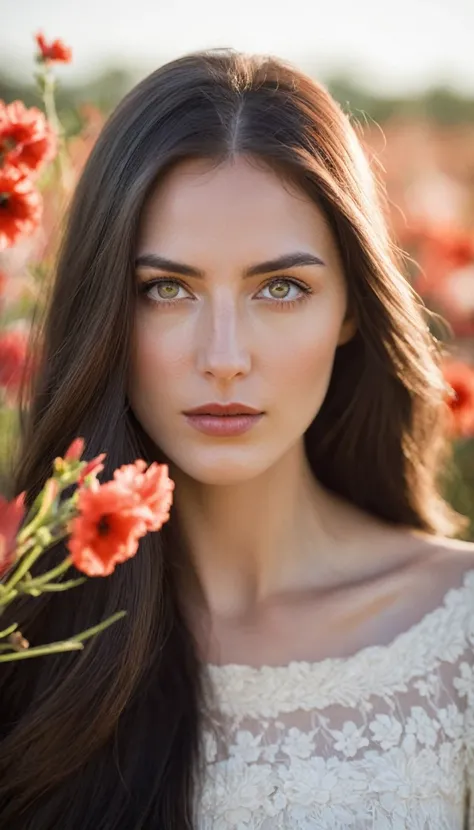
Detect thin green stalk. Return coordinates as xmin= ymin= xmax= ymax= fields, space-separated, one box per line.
xmin=22 ymin=556 xmax=73 ymax=588
xmin=69 ymin=611 xmax=127 ymax=643
xmin=0 ymin=623 xmax=18 ymax=639
xmin=16 ymin=479 xmax=59 ymax=545
xmin=0 ymin=610 xmax=127 ymax=662
xmin=20 ymin=578 xmax=86 ymax=595
xmin=41 ymin=69 xmax=71 ymax=192
xmin=0 ymin=641 xmax=83 ymax=662
xmin=0 ymin=544 xmax=43 ymax=598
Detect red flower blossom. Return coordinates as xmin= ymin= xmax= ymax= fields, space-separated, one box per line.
xmin=67 ymin=463 xmax=173 ymax=576
xmin=35 ymin=32 xmax=72 ymax=64
xmin=0 ymin=100 xmax=57 ymax=175
xmin=0 ymin=492 xmax=26 ymax=578
xmin=0 ymin=167 xmax=42 ymax=251
xmin=0 ymin=329 xmax=30 ymax=396
xmin=437 ymin=230 xmax=474 ymax=270
xmin=113 ymin=461 xmax=174 ymax=531
xmin=443 ymin=360 xmax=474 ymax=439
xmin=64 ymin=437 xmax=85 ymax=461
xmin=409 ymin=225 xmax=474 ymax=296
xmin=78 ymin=453 xmax=106 ymax=486
xmin=67 ymin=484 xmax=146 ymax=576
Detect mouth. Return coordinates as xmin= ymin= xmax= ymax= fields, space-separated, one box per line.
xmin=182 ymin=403 xmax=264 ymax=436
xmin=183 ymin=403 xmax=263 ymax=417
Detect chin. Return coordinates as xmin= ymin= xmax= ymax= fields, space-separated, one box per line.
xmin=170 ymin=447 xmax=271 ymax=485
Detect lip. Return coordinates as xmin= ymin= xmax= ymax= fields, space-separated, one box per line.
xmin=183 ymin=403 xmax=263 ymax=416
xmin=183 ymin=403 xmax=264 ymax=437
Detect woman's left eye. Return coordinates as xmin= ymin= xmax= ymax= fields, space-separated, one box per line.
xmin=139 ymin=278 xmax=192 ymax=303
xmin=256 ymin=278 xmax=310 ymax=303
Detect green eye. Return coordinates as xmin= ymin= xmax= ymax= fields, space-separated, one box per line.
xmin=157 ymin=281 xmax=180 ymax=299
xmin=268 ymin=280 xmax=291 ymax=299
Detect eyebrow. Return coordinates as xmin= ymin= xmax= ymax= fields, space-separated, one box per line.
xmin=135 ymin=251 xmax=326 ymax=279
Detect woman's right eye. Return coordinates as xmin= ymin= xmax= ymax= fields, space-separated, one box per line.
xmin=140 ymin=279 xmax=193 ymax=303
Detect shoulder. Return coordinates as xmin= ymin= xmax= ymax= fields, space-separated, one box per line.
xmin=402 ymin=535 xmax=474 ymax=633
xmin=381 ymin=533 xmax=474 ymax=636
xmin=412 ymin=534 xmax=474 ymax=588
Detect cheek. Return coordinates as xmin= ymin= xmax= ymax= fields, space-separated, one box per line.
xmin=260 ymin=303 xmax=343 ymax=398
xmin=128 ymin=316 xmax=189 ymax=426
xmin=129 ymin=315 xmax=190 ymax=408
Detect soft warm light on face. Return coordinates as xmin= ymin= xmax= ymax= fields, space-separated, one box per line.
xmin=128 ymin=156 xmax=356 ymax=484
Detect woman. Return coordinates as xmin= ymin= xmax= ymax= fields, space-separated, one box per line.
xmin=1 ymin=49 xmax=474 ymax=829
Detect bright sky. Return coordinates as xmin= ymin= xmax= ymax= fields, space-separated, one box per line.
xmin=1 ymin=0 xmax=473 ymax=94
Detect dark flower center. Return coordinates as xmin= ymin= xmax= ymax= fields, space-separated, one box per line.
xmin=1 ymin=138 xmax=17 ymax=153
xmin=97 ymin=515 xmax=111 ymax=535
xmin=0 ymin=192 xmax=10 ymax=208
xmin=451 ymin=385 xmax=469 ymax=410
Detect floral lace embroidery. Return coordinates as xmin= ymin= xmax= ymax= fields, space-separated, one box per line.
xmin=206 ymin=570 xmax=474 ymax=719
xmin=197 ymin=569 xmax=474 ymax=829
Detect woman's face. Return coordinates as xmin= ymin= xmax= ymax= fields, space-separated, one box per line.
xmin=129 ymin=156 xmax=355 ymax=484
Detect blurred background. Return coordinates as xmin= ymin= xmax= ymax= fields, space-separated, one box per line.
xmin=0 ymin=0 xmax=473 ymax=534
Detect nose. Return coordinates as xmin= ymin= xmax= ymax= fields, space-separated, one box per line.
xmin=196 ymin=297 xmax=251 ymax=382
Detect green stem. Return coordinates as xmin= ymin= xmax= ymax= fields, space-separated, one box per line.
xmin=20 ymin=578 xmax=86 ymax=595
xmin=0 ymin=623 xmax=18 ymax=639
xmin=22 ymin=556 xmax=72 ymax=588
xmin=0 ymin=641 xmax=83 ymax=662
xmin=69 ymin=611 xmax=127 ymax=643
xmin=17 ymin=509 xmax=49 ymax=547
xmin=14 ymin=536 xmax=37 ymax=559
xmin=41 ymin=69 xmax=71 ymax=192
xmin=0 ymin=610 xmax=127 ymax=662
xmin=16 ymin=478 xmax=65 ymax=546
xmin=0 ymin=544 xmax=43 ymax=598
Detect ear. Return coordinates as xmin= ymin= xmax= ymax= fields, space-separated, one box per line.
xmin=337 ymin=314 xmax=357 ymax=346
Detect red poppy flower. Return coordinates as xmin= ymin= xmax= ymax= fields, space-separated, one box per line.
xmin=113 ymin=461 xmax=174 ymax=531
xmin=0 ymin=167 xmax=42 ymax=251
xmin=0 ymin=329 xmax=30 ymax=395
xmin=67 ymin=462 xmax=174 ymax=576
xmin=0 ymin=100 xmax=57 ymax=175
xmin=67 ymin=483 xmax=149 ymax=576
xmin=443 ymin=360 xmax=474 ymax=439
xmin=35 ymin=32 xmax=72 ymax=64
xmin=0 ymin=492 xmax=26 ymax=578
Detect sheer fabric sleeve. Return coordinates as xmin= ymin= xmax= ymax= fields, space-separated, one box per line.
xmin=464 ymin=646 xmax=474 ymax=828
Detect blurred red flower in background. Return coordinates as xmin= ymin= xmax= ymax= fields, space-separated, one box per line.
xmin=0 ymin=492 xmax=25 ymax=577
xmin=35 ymin=32 xmax=72 ymax=64
xmin=0 ymin=167 xmax=42 ymax=250
xmin=407 ymin=223 xmax=474 ymax=295
xmin=443 ymin=360 xmax=474 ymax=439
xmin=0 ymin=329 xmax=31 ymax=399
xmin=0 ymin=100 xmax=57 ymax=176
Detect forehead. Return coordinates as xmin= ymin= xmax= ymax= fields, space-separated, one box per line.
xmin=137 ymin=156 xmax=339 ymax=266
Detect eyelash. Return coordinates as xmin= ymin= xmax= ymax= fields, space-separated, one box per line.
xmin=138 ymin=277 xmax=313 ymax=309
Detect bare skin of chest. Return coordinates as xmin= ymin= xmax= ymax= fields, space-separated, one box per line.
xmin=200 ymin=536 xmax=470 ymax=667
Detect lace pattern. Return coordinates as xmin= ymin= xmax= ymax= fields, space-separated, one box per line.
xmin=197 ymin=569 xmax=474 ymax=829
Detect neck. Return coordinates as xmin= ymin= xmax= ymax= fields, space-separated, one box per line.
xmin=170 ymin=441 xmax=359 ymax=619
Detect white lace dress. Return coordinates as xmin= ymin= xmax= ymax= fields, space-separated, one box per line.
xmin=198 ymin=569 xmax=474 ymax=829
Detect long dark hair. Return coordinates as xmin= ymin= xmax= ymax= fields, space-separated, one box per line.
xmin=0 ymin=50 xmax=463 ymax=829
